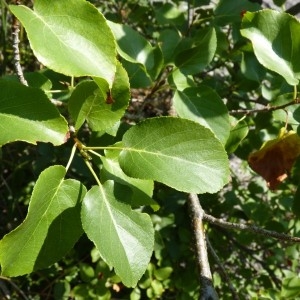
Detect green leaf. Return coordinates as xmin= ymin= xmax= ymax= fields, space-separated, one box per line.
xmin=0 ymin=165 xmax=86 ymax=276
xmin=108 ymin=21 xmax=163 ymax=80
xmin=119 ymin=117 xmax=229 ymax=193
xmin=101 ymin=149 xmax=158 ymax=209
xmin=155 ymin=2 xmax=186 ymax=26
xmin=169 ymin=69 xmax=196 ymax=91
xmin=2 ymin=72 xmax=52 ymax=91
xmin=281 ymin=276 xmax=300 ymax=298
xmin=174 ymin=28 xmax=216 ymax=75
xmin=10 ymin=0 xmax=116 ymax=86
xmin=81 ymin=181 xmax=154 ymax=287
xmin=69 ymin=62 xmax=130 ymax=131
xmin=158 ymin=29 xmax=181 ymax=64
xmin=214 ymin=0 xmax=261 ymax=25
xmin=0 ymin=80 xmax=68 ymax=146
xmin=241 ymin=52 xmax=266 ymax=82
xmin=292 ymin=185 xmax=300 ymax=218
xmin=154 ymin=267 xmax=173 ymax=281
xmin=272 ymin=93 xmax=298 ymax=129
xmin=122 ymin=60 xmax=152 ymax=88
xmin=225 ymin=117 xmax=249 ymax=154
xmin=173 ymin=86 xmax=230 ymax=145
xmin=241 ymin=10 xmax=300 ymax=86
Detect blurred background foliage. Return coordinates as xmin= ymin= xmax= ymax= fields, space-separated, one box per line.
xmin=1 ymin=0 xmax=300 ymax=299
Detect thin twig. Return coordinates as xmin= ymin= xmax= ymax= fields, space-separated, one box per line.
xmin=230 ymin=98 xmax=300 ymax=115
xmin=11 ymin=2 xmax=28 ymax=86
xmin=0 ymin=276 xmax=29 ymax=300
xmin=50 ymin=99 xmax=66 ymax=106
xmin=203 ymin=213 xmax=300 ymax=243
xmin=286 ymin=3 xmax=300 ymax=16
xmin=206 ymin=236 xmax=240 ymax=300
xmin=187 ymin=193 xmax=219 ymax=300
xmin=219 ymin=229 xmax=281 ymax=289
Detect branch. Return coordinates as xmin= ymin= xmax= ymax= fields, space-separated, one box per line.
xmin=286 ymin=3 xmax=300 ymax=16
xmin=11 ymin=2 xmax=28 ymax=86
xmin=229 ymin=98 xmax=300 ymax=115
xmin=206 ymin=236 xmax=240 ymax=300
xmin=0 ymin=276 xmax=29 ymax=300
xmin=187 ymin=193 xmax=219 ymax=300
xmin=203 ymin=213 xmax=300 ymax=243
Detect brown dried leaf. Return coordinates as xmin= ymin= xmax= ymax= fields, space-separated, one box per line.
xmin=248 ymin=128 xmax=300 ymax=189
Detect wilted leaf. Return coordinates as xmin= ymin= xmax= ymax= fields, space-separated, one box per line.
xmin=248 ymin=128 xmax=300 ymax=189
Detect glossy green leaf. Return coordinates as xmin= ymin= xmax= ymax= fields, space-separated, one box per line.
xmin=119 ymin=117 xmax=229 ymax=193
xmin=69 ymin=62 xmax=130 ymax=131
xmin=81 ymin=181 xmax=154 ymax=287
xmin=122 ymin=60 xmax=152 ymax=88
xmin=0 ymin=165 xmax=86 ymax=276
xmin=169 ymin=69 xmax=196 ymax=91
xmin=214 ymin=0 xmax=261 ymax=25
xmin=241 ymin=52 xmax=266 ymax=82
xmin=108 ymin=21 xmax=163 ymax=80
xmin=158 ymin=29 xmax=181 ymax=64
xmin=225 ymin=117 xmax=249 ymax=154
xmin=2 ymin=72 xmax=52 ymax=91
xmin=101 ymin=149 xmax=158 ymax=209
xmin=241 ymin=10 xmax=300 ymax=86
xmin=174 ymin=28 xmax=216 ymax=75
xmin=0 ymin=80 xmax=68 ymax=146
xmin=10 ymin=0 xmax=116 ymax=86
xmin=173 ymin=86 xmax=230 ymax=144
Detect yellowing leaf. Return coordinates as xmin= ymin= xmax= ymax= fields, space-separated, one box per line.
xmin=248 ymin=128 xmax=300 ymax=189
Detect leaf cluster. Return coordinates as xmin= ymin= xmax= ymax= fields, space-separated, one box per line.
xmin=1 ymin=0 xmax=300 ymax=299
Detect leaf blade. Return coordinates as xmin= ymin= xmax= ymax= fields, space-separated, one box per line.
xmin=174 ymin=28 xmax=216 ymax=75
xmin=0 ymin=81 xmax=68 ymax=146
xmin=69 ymin=63 xmax=130 ymax=131
xmin=173 ymin=86 xmax=230 ymax=145
xmin=119 ymin=117 xmax=229 ymax=193
xmin=0 ymin=165 xmax=86 ymax=276
xmin=241 ymin=10 xmax=300 ymax=85
xmin=81 ymin=182 xmax=154 ymax=287
xmin=10 ymin=0 xmax=116 ymax=85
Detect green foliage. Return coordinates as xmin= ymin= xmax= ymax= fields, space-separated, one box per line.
xmin=173 ymin=85 xmax=230 ymax=144
xmin=82 ymin=182 xmax=154 ymax=287
xmin=0 ymin=165 xmax=85 ymax=276
xmin=69 ymin=62 xmax=130 ymax=131
xmin=0 ymin=80 xmax=68 ymax=146
xmin=119 ymin=117 xmax=229 ymax=193
xmin=1 ymin=0 xmax=300 ymax=299
xmin=241 ymin=9 xmax=300 ymax=85
xmin=10 ymin=0 xmax=117 ymax=85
